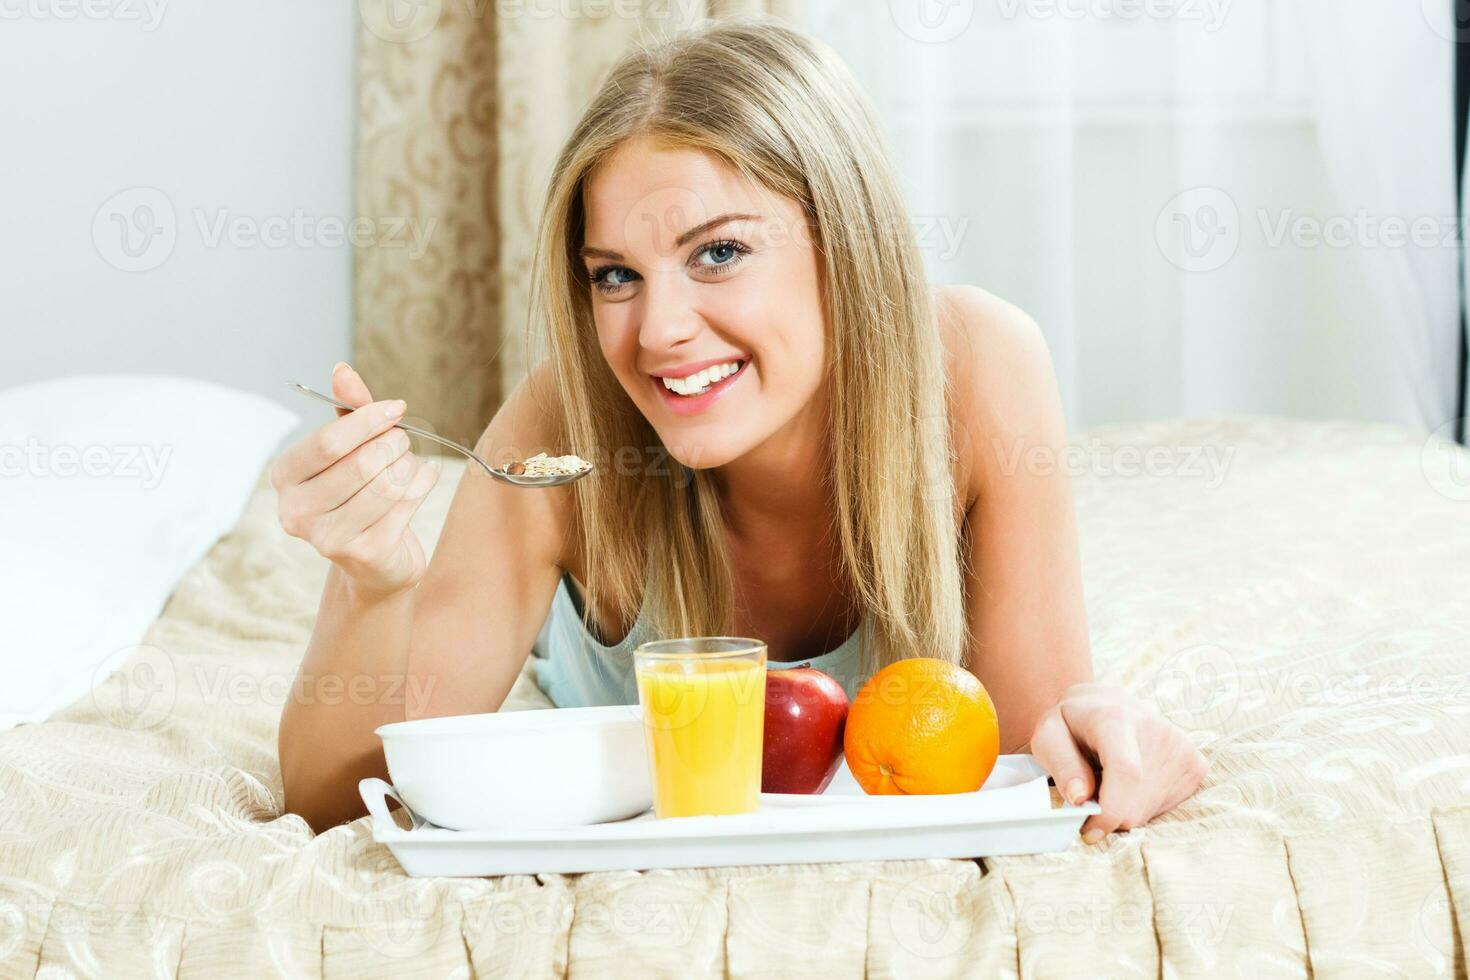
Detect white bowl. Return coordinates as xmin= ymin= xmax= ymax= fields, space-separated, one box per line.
xmin=375 ymin=705 xmax=652 ymax=831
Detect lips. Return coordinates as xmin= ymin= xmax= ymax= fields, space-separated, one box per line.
xmin=651 ymin=359 xmax=749 ymax=416
xmin=648 ymin=355 xmax=749 ymax=380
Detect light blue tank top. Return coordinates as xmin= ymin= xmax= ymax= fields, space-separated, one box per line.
xmin=530 ymin=573 xmax=872 ymax=707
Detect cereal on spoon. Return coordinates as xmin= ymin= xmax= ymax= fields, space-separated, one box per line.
xmin=503 ymin=452 xmax=592 ymax=477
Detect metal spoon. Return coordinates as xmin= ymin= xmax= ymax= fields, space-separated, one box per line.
xmin=287 ymin=383 xmax=592 ymax=488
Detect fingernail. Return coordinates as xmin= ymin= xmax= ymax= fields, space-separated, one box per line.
xmin=1082 ymin=828 xmax=1104 ymax=845
xmin=1066 ymin=779 xmax=1086 ymax=805
xmin=332 ymin=361 xmax=349 ymax=375
xmin=386 ymin=399 xmax=406 ymax=418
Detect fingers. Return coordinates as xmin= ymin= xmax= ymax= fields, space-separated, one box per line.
xmin=1160 ymin=741 xmax=1211 ymax=815
xmin=317 ymin=449 xmax=429 ymax=555
xmin=270 ymin=362 xmax=436 ymax=595
xmin=1044 ymin=687 xmax=1212 ymax=847
xmin=320 ymin=461 xmax=438 ymax=575
xmin=294 ymin=427 xmax=413 ymax=515
xmin=1028 ymin=705 xmax=1095 ymax=806
xmin=1072 ymin=705 xmax=1149 ymax=843
xmin=331 ymin=361 xmax=375 ymax=417
xmin=272 ymin=397 xmax=407 ymax=488
xmin=352 ymin=463 xmax=440 ymax=562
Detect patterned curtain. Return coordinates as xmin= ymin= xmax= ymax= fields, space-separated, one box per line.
xmin=354 ymin=0 xmax=805 ymax=445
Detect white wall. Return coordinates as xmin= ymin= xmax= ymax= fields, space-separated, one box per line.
xmin=0 ymin=1 xmax=356 ymax=436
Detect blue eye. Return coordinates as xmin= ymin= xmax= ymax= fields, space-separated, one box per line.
xmin=586 ymin=238 xmax=751 ymax=297
xmin=694 ymin=239 xmax=750 ymax=271
xmin=588 ymin=265 xmax=639 ymax=294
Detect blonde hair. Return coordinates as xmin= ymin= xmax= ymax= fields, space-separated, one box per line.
xmin=532 ymin=17 xmax=967 ymax=673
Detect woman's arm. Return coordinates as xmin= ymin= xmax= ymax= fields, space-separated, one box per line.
xmin=277 ymin=363 xmax=570 ymax=832
xmin=942 ymin=285 xmax=1092 ymax=750
xmin=403 ymin=365 xmax=571 ymax=722
xmin=941 ymin=285 xmax=1207 ymax=841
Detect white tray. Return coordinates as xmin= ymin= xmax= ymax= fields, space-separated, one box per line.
xmin=361 ymin=756 xmax=1099 ymax=877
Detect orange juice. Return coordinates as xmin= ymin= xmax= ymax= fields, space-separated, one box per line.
xmin=635 ymin=654 xmax=766 ymax=817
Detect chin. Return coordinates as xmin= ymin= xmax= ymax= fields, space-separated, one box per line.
xmin=661 ymin=437 xmax=740 ymax=470
xmin=659 ymin=434 xmax=748 ymax=471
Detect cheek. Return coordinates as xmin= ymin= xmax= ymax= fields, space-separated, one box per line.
xmin=744 ymin=299 xmax=825 ymax=398
xmin=594 ymin=304 xmax=642 ymax=380
xmin=772 ymin=331 xmax=825 ymax=405
xmin=715 ymin=275 xmax=821 ymax=363
xmin=748 ymin=248 xmax=823 ymax=369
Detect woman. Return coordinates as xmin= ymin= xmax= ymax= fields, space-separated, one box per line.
xmin=274 ymin=19 xmax=1207 ymax=839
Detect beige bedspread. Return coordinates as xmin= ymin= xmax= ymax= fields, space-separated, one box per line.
xmin=3 ymin=417 xmax=1469 ymax=978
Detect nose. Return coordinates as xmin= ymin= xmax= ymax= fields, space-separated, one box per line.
xmin=637 ymin=270 xmax=702 ymax=355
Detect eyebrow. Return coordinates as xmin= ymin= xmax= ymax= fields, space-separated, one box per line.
xmin=579 ymin=212 xmax=762 ymax=262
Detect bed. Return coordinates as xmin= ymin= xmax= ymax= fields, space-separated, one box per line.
xmin=3 ymin=417 xmax=1468 ymax=978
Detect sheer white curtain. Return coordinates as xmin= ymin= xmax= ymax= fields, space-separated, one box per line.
xmin=1294 ymin=0 xmax=1459 ymax=433
xmin=810 ymin=2 xmax=1452 ymax=433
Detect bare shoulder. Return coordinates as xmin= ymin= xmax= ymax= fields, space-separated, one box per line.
xmin=476 ymin=359 xmax=565 ymax=460
xmin=935 ymin=283 xmax=1051 ymax=375
xmin=934 ymin=285 xmax=1067 ymax=508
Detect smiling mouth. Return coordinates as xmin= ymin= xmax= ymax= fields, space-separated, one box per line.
xmin=655 ymin=359 xmax=747 ymax=397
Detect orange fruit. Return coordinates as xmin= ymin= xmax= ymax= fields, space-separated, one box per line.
xmin=843 ymin=658 xmax=1000 ymax=795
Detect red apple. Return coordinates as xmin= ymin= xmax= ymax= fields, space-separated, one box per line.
xmin=762 ymin=667 xmax=850 ymax=794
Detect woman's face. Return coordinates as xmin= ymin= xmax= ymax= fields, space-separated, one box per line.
xmin=580 ymin=136 xmax=827 ymax=470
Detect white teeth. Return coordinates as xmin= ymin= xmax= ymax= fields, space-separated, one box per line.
xmin=658 ymin=360 xmax=743 ymax=396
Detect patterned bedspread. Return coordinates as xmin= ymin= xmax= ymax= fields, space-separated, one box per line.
xmin=2 ymin=417 xmax=1468 ymax=978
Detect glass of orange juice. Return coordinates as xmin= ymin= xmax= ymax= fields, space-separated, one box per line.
xmin=634 ymin=637 xmax=767 ymax=818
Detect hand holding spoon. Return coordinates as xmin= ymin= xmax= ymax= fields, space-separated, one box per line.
xmin=287 ymin=383 xmax=592 ymax=488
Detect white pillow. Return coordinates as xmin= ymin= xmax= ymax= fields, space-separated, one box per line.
xmin=0 ymin=375 xmax=298 ymax=728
